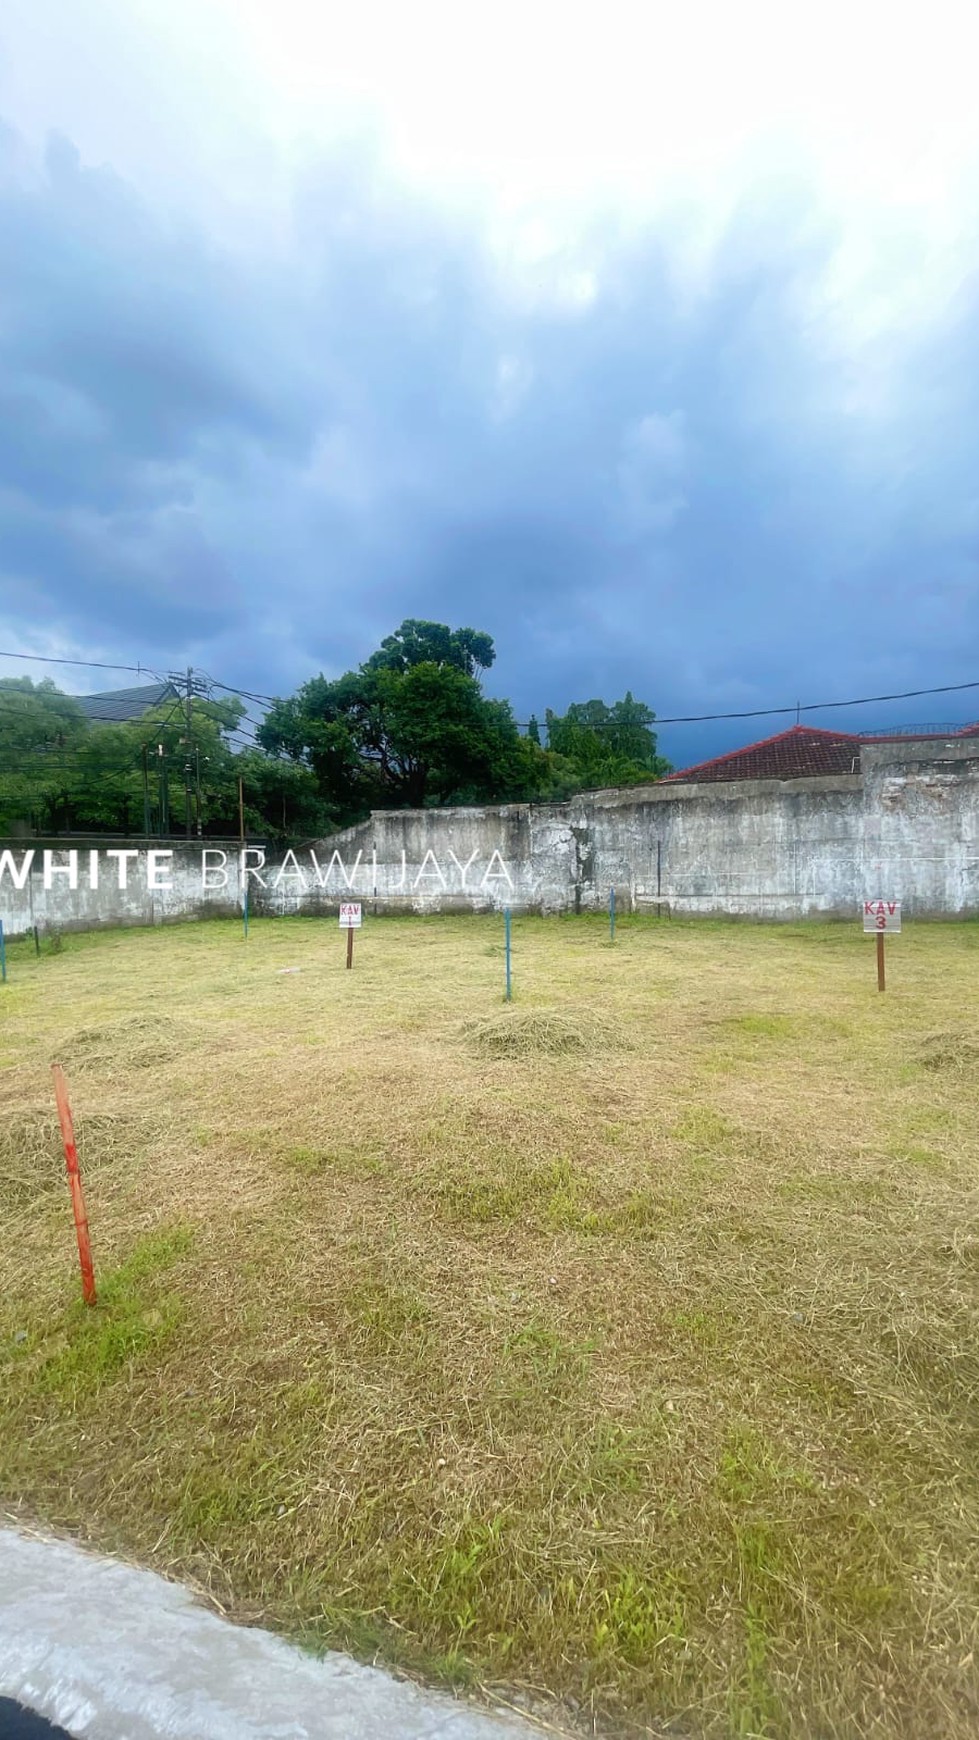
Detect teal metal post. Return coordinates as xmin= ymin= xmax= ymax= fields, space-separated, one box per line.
xmin=504 ymin=907 xmax=512 ymax=1001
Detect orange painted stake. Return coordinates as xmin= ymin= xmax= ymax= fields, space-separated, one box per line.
xmin=51 ymin=1063 xmax=97 ymax=1305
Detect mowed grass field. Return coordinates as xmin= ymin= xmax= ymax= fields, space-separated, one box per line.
xmin=2 ymin=913 xmax=979 ymax=1739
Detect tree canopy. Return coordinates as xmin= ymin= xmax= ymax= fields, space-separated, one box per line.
xmin=0 ymin=624 xmax=670 ymax=838
xmin=258 ymin=624 xmax=544 ymax=819
xmin=0 ymin=679 xmax=88 ymax=830
xmin=364 ymin=619 xmax=496 ymax=678
xmin=0 ymin=678 xmax=329 ymax=839
xmin=544 ymin=693 xmax=672 ymax=790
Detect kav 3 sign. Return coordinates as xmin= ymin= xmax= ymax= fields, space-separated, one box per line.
xmin=863 ymin=899 xmax=901 ymax=933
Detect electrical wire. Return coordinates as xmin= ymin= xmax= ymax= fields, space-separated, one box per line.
xmin=3 ymin=648 xmax=978 ymax=732
xmin=519 ymin=680 xmax=979 ymax=730
xmin=0 ymin=699 xmax=191 ymax=776
xmin=204 ymin=667 xmax=979 ymax=728
xmin=0 ymin=651 xmax=150 ymax=674
xmin=196 ymin=670 xmax=278 ymax=706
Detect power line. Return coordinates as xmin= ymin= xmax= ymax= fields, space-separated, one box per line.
xmin=663 ymin=676 xmax=979 ymax=725
xmin=0 ymin=698 xmax=192 ymax=774
xmin=3 ymin=647 xmax=977 ymax=732
xmin=520 ymin=676 xmax=979 ymax=730
xmin=200 ymin=674 xmax=278 ymax=706
xmin=208 ymin=668 xmax=979 ymax=725
xmin=0 ymin=650 xmax=149 ymax=675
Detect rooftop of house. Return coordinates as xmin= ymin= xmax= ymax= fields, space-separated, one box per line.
xmin=73 ymin=682 xmax=179 ymax=724
xmin=662 ymin=724 xmax=863 ymax=783
xmin=663 ymin=721 xmax=979 ymax=783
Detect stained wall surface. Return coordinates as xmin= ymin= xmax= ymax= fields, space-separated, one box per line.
xmin=1 ymin=742 xmax=976 ymax=935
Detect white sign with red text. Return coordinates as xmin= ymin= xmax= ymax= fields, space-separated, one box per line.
xmin=863 ymin=899 xmax=901 ymax=933
xmin=338 ymin=902 xmax=362 ymax=929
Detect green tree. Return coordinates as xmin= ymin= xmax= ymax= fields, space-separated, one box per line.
xmin=544 ymin=694 xmax=671 ymax=790
xmin=0 ymin=679 xmax=88 ymax=831
xmin=212 ymin=750 xmax=336 ymax=841
xmin=0 ymin=680 xmax=317 ymax=841
xmin=259 ymin=620 xmax=549 ymax=821
xmin=365 ymin=619 xmax=495 ymax=679
xmin=57 ymin=696 xmax=246 ymax=836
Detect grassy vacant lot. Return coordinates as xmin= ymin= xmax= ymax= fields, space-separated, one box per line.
xmin=2 ymin=913 xmax=979 ymax=1738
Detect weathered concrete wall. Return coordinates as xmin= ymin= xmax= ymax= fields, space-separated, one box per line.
xmin=858 ymin=742 xmax=979 ymax=917
xmin=1 ymin=741 xmax=977 ymax=936
xmin=0 ymin=841 xmax=240 ymax=939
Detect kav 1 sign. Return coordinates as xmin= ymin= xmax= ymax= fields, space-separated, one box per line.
xmin=863 ymin=899 xmax=901 ymax=933
xmin=339 ymin=902 xmax=362 ymax=929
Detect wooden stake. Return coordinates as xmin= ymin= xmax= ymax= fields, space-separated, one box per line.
xmin=504 ymin=907 xmax=512 ymax=1000
xmin=346 ymin=925 xmax=354 ymax=970
xmin=877 ymin=931 xmax=886 ymax=993
xmin=51 ymin=1064 xmax=97 ymax=1305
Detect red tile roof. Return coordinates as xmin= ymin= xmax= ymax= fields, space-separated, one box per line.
xmin=663 ymin=724 xmax=863 ymax=783
xmin=664 ymin=720 xmax=979 ymax=782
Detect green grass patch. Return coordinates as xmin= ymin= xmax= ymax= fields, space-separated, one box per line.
xmin=25 ymin=1228 xmax=193 ymax=1397
xmin=3 ymin=914 xmax=979 ymax=1738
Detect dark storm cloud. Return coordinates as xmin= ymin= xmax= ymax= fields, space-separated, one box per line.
xmin=2 ymin=115 xmax=978 ymax=762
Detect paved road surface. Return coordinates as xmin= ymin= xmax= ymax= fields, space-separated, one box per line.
xmin=0 ymin=1529 xmax=559 ymax=1739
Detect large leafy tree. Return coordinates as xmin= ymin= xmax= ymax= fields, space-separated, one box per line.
xmin=544 ymin=694 xmax=671 ymax=789
xmin=259 ymin=620 xmax=547 ymax=820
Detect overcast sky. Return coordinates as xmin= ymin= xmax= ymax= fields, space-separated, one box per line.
xmin=1 ymin=0 xmax=978 ymax=764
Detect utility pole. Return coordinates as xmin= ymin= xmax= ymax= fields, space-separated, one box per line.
xmin=167 ymin=665 xmax=209 ymax=840
xmin=184 ymin=665 xmax=193 ymax=837
xmin=157 ymin=744 xmax=168 ymax=835
xmin=141 ymin=744 xmax=151 ymax=836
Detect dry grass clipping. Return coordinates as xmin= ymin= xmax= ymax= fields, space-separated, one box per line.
xmin=2 ymin=911 xmax=979 ymax=1740
xmin=56 ymin=1013 xmax=194 ymax=1072
xmin=0 ymin=1109 xmax=149 ymax=1212
xmin=916 ymin=1029 xmax=979 ymax=1073
xmin=461 ymin=1008 xmax=623 ymax=1058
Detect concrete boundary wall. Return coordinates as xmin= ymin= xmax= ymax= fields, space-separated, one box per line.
xmin=1 ymin=741 xmax=977 ymax=936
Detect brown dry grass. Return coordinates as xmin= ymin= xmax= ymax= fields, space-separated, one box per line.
xmin=2 ymin=912 xmax=979 ymax=1738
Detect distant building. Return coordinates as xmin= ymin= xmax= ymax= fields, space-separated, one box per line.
xmin=73 ymin=682 xmax=179 ymax=724
xmin=664 ymin=721 xmax=979 ymax=783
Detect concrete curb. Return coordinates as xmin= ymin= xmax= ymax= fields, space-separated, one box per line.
xmin=0 ymin=1529 xmax=557 ymax=1740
